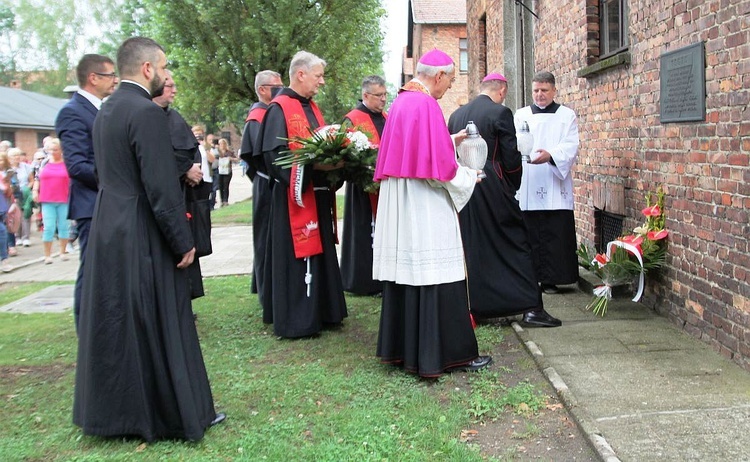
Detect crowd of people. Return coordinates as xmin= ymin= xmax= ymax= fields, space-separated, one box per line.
xmin=0 ymin=137 xmax=77 ymax=273
xmin=247 ymin=48 xmax=579 ymax=378
xmin=1 ymin=35 xmax=581 ymax=444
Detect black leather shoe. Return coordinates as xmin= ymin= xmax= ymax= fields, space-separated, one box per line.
xmin=522 ymin=310 xmax=562 ymax=327
xmin=210 ymin=412 xmax=226 ymax=427
xmin=540 ymin=283 xmax=560 ymax=294
xmin=446 ymin=355 xmax=493 ymax=373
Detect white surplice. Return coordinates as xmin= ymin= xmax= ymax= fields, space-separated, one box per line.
xmin=514 ymin=104 xmax=579 ymax=211
xmin=372 ymin=166 xmax=477 ymax=286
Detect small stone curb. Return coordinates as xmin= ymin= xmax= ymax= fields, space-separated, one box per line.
xmin=511 ymin=320 xmax=621 ymax=462
xmin=3 ymin=251 xmax=69 ymax=273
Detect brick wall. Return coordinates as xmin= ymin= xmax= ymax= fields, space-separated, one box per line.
xmin=467 ymin=0 xmax=750 ymax=370
xmin=467 ymin=0 xmax=503 ymax=98
xmin=414 ymin=23 xmax=469 ymax=119
xmin=15 ymin=129 xmax=52 ymax=158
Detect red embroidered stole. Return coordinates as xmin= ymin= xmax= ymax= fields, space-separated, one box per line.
xmin=274 ymin=94 xmax=326 ymax=258
xmin=245 ymin=106 xmax=267 ymax=123
xmin=344 ymin=108 xmax=387 ymax=220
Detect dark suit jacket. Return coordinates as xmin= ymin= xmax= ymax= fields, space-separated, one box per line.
xmin=448 ymin=94 xmax=523 ymax=191
xmin=55 ymin=92 xmax=99 ymax=220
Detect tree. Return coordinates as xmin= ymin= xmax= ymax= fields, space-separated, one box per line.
xmin=0 ymin=4 xmax=17 ymax=84
xmin=0 ymin=0 xmax=129 ymax=95
xmin=3 ymin=0 xmax=81 ymax=95
xmin=140 ymin=0 xmax=385 ymax=132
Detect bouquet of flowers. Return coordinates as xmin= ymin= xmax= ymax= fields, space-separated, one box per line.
xmin=274 ymin=122 xmax=379 ymax=192
xmin=578 ymin=187 xmax=669 ymax=315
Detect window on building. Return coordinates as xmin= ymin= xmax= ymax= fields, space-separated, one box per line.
xmin=600 ymin=0 xmax=629 ymax=57
xmin=37 ymin=132 xmax=49 ymax=148
xmin=459 ymin=38 xmax=468 ymax=73
xmin=0 ymin=130 xmax=15 ymax=146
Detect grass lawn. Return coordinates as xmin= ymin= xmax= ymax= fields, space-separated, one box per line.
xmin=0 ymin=277 xmax=548 ymax=461
xmin=210 ymin=194 xmax=346 ymax=227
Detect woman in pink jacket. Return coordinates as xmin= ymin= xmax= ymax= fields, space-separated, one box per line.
xmin=32 ymin=138 xmax=71 ymax=264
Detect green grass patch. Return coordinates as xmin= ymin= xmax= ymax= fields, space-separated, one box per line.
xmin=211 ymin=199 xmax=253 ymax=226
xmin=467 ymin=371 xmax=547 ymax=421
xmin=210 ymin=194 xmax=345 ymax=227
xmin=0 ymin=276 xmax=522 ymax=461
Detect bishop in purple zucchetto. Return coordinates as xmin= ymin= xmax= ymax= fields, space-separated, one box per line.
xmin=418 ymin=49 xmax=453 ymax=66
xmin=482 ymin=72 xmax=507 ymax=83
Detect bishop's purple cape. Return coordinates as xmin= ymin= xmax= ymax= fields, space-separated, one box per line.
xmin=374 ymin=82 xmax=457 ymax=182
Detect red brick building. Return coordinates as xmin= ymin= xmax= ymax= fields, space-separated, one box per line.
xmin=466 ymin=0 xmax=750 ymax=370
xmin=405 ymin=0 xmax=469 ymax=118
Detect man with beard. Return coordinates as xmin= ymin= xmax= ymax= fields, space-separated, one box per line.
xmin=239 ymin=69 xmax=283 ymax=302
xmin=259 ymin=50 xmax=347 ymax=338
xmin=153 ymin=70 xmax=209 ymax=301
xmin=74 ymin=37 xmax=224 ymax=442
xmin=340 ymin=75 xmax=387 ymax=296
xmin=448 ymin=73 xmax=561 ymax=327
xmin=55 ymin=53 xmax=117 ymax=331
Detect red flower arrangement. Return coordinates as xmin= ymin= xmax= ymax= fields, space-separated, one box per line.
xmin=578 ymin=187 xmax=669 ymax=315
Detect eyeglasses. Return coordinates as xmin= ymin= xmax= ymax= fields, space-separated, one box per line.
xmin=260 ymin=84 xmax=283 ymax=88
xmin=94 ymin=72 xmax=117 ymax=79
xmin=366 ymin=92 xmax=388 ymax=99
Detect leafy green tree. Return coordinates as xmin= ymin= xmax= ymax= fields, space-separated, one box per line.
xmin=4 ymin=0 xmax=84 ymax=96
xmin=140 ymin=0 xmax=385 ymax=132
xmin=0 ymin=4 xmax=17 ymax=83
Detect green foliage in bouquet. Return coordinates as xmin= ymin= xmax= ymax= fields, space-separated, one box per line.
xmin=274 ymin=121 xmax=379 ymax=192
xmin=577 ymin=186 xmax=669 ymax=316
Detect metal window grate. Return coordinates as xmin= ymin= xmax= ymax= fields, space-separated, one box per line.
xmin=595 ymin=209 xmax=624 ymax=253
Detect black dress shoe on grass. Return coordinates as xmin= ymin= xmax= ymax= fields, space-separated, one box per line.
xmin=446 ymin=355 xmax=493 ymax=373
xmin=540 ymin=283 xmax=560 ymax=294
xmin=210 ymin=412 xmax=226 ymax=427
xmin=522 ymin=310 xmax=562 ymax=327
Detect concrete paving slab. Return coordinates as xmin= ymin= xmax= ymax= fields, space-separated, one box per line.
xmin=597 ymin=405 xmax=750 ymax=461
xmin=1 ymin=284 xmax=74 ymax=313
xmin=200 ymin=225 xmax=253 ymax=277
xmin=521 ymin=286 xmax=750 ymax=462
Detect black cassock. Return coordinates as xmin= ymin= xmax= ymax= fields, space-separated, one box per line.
xmin=239 ymin=101 xmax=271 ymax=303
xmin=260 ymin=88 xmax=347 ymax=337
xmin=340 ymin=103 xmax=385 ymax=295
xmin=74 ymin=82 xmax=217 ymax=442
xmin=448 ymin=95 xmax=542 ymax=318
xmin=165 ymin=105 xmax=207 ymax=299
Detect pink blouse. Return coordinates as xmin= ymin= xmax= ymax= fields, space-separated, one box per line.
xmin=38 ymin=161 xmax=70 ymax=203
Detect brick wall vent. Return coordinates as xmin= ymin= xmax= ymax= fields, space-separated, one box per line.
xmin=595 ymin=208 xmax=624 ymax=253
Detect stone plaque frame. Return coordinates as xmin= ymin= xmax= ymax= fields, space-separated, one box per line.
xmin=659 ymin=42 xmax=706 ymax=123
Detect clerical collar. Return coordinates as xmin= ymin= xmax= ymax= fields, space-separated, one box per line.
xmin=77 ymin=88 xmax=103 ymax=110
xmin=357 ymin=101 xmax=382 ymax=116
xmin=120 ymin=79 xmax=152 ymax=96
xmin=278 ymin=87 xmax=311 ymax=103
xmin=531 ymin=102 xmax=560 ymax=114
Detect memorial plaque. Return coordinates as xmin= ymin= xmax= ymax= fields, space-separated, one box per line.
xmin=660 ymin=42 xmax=706 ymax=123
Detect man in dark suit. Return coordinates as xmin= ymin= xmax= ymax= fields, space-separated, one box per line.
xmin=73 ymin=37 xmax=223 ymax=442
xmin=55 ymin=53 xmax=117 ymax=331
xmin=448 ymin=72 xmax=562 ymax=327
